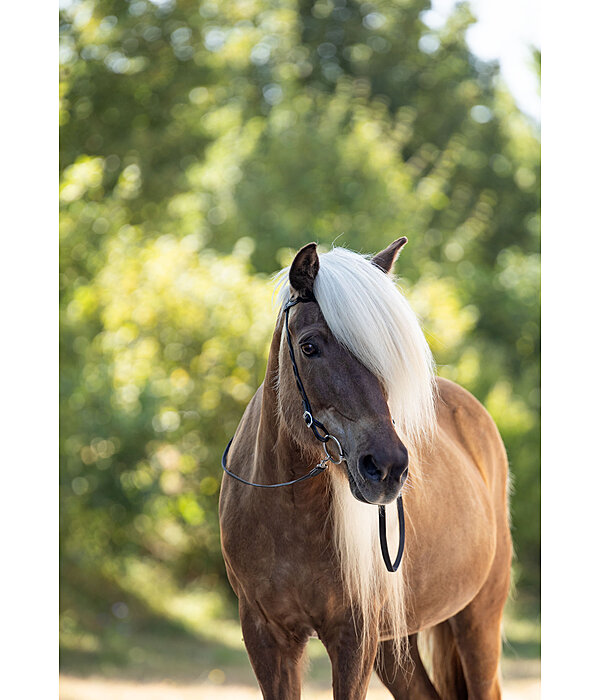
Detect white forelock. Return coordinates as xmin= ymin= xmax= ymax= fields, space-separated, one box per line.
xmin=275 ymin=245 xmax=437 ymax=448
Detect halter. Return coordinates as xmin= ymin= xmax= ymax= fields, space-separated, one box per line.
xmin=221 ymin=294 xmax=407 ymax=573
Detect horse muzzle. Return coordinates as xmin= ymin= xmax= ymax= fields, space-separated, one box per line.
xmin=347 ymin=445 xmax=409 ymax=505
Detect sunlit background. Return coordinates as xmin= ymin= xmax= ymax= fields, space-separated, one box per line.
xmin=59 ymin=0 xmax=540 ymax=697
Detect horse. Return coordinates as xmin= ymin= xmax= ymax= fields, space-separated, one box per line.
xmin=219 ymin=239 xmax=512 ymax=699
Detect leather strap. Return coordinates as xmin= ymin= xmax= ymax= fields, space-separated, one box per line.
xmin=283 ymin=297 xmax=330 ymax=442
xmin=378 ymin=494 xmax=406 ymax=572
xmin=221 ymin=437 xmax=328 ymax=488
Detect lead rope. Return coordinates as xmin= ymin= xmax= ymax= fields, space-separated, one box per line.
xmin=221 ymin=294 xmax=406 ymax=573
xmin=378 ymin=469 xmax=408 ymax=572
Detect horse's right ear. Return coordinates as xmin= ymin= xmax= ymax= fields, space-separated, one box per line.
xmin=371 ymin=237 xmax=408 ymax=274
xmin=289 ymin=243 xmax=320 ymax=297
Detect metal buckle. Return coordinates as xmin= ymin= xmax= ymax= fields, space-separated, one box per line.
xmin=323 ymin=434 xmax=344 ymax=464
xmin=303 ymin=411 xmax=313 ymax=427
xmin=315 ymin=457 xmax=329 ymax=471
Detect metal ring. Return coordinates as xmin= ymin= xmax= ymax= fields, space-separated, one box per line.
xmin=323 ymin=434 xmax=344 ymax=464
xmin=303 ymin=411 xmax=313 ymax=428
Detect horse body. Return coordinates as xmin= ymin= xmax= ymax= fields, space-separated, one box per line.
xmin=219 ymin=241 xmax=512 ymax=699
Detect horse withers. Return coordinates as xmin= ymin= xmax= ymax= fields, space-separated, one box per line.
xmin=219 ymin=239 xmax=512 ymax=699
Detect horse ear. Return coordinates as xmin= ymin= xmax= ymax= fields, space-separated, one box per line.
xmin=289 ymin=242 xmax=319 ymax=297
xmin=371 ymin=237 xmax=408 ymax=274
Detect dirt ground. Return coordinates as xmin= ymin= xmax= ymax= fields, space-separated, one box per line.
xmin=60 ymin=661 xmax=540 ymax=700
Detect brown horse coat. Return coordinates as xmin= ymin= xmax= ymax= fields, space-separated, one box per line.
xmin=219 ymin=241 xmax=512 ymax=700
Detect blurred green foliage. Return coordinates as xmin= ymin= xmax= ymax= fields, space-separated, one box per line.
xmin=60 ymin=0 xmax=540 ymax=645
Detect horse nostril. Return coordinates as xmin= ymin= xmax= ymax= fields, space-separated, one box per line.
xmin=358 ymin=454 xmax=383 ymax=483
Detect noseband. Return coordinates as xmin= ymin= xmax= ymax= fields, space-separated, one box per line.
xmin=221 ymin=294 xmax=407 ymax=573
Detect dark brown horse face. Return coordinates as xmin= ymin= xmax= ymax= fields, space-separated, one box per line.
xmin=282 ymin=300 xmax=408 ymax=506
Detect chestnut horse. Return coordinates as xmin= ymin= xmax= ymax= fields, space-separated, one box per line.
xmin=219 ymin=239 xmax=512 ymax=699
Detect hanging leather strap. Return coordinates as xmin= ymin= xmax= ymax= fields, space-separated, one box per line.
xmin=378 ymin=468 xmax=408 ymax=572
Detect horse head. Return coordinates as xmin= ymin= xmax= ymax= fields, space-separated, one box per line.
xmin=278 ymin=238 xmax=417 ymax=506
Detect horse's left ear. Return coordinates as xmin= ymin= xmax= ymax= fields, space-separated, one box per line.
xmin=371 ymin=237 xmax=408 ymax=274
xmin=289 ymin=242 xmax=320 ymax=297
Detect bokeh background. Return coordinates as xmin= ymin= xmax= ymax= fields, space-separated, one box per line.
xmin=59 ymin=0 xmax=540 ymax=695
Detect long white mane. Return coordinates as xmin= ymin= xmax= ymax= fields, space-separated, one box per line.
xmin=274 ymin=245 xmax=437 ymax=662
xmin=275 ymin=246 xmax=437 ymax=449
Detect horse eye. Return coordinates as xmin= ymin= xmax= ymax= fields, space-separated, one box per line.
xmin=300 ymin=342 xmax=318 ymax=357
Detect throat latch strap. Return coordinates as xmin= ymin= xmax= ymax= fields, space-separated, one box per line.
xmin=221 ymin=438 xmax=329 ymax=488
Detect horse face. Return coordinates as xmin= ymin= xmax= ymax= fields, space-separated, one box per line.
xmin=282 ymin=300 xmax=408 ymax=506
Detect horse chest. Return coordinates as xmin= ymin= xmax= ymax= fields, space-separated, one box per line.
xmin=223 ymin=493 xmax=328 ymax=583
xmin=221 ymin=492 xmax=346 ymax=632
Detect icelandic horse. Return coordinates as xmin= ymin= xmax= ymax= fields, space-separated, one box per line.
xmin=219 ymin=239 xmax=512 ymax=699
